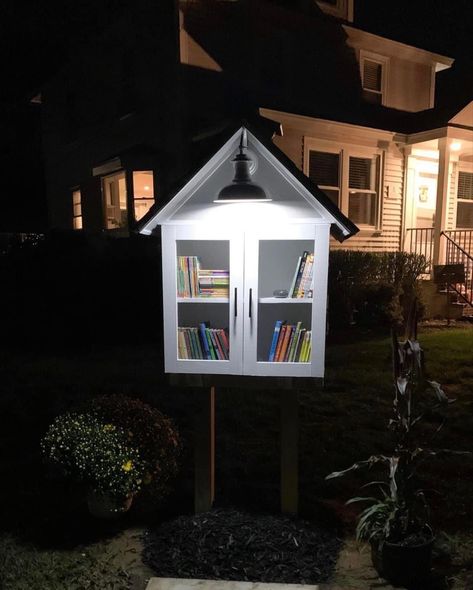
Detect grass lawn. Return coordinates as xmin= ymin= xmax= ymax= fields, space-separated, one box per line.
xmin=0 ymin=323 xmax=472 ymax=589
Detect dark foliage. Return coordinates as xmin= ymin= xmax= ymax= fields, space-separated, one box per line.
xmin=328 ymin=250 xmax=428 ymax=330
xmin=143 ymin=509 xmax=342 ymax=584
xmin=86 ymin=394 xmax=182 ymax=505
xmin=0 ymin=231 xmax=162 ymax=349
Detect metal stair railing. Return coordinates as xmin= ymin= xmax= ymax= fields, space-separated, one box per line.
xmin=441 ymin=231 xmax=473 ymax=307
xmin=443 ymin=230 xmax=473 ymax=256
xmin=404 ymin=228 xmax=434 ymax=273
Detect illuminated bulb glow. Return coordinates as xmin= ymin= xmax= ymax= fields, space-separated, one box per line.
xmin=450 ymin=142 xmax=461 ymax=151
xmin=213 ymin=198 xmax=272 ymax=203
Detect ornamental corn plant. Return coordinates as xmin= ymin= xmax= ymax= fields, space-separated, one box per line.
xmin=41 ymin=412 xmax=145 ymax=500
xmin=326 ymin=303 xmax=471 ymax=545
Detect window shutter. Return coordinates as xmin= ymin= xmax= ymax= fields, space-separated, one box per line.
xmin=363 ymin=60 xmax=382 ymax=92
xmin=457 ymin=171 xmax=473 ymax=200
xmin=309 ymin=151 xmax=340 ymax=187
xmin=349 ymin=157 xmax=371 ymax=190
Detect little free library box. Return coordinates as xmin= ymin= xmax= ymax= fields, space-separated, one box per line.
xmin=139 ymin=123 xmax=357 ymax=381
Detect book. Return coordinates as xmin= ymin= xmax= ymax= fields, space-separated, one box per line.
xmin=294 ymin=328 xmax=306 ymax=361
xmin=288 ymin=257 xmax=301 ymax=297
xmin=219 ymin=329 xmax=230 ymax=357
xmin=183 ymin=329 xmax=193 ymax=358
xmin=300 ymin=330 xmax=312 ymax=362
xmin=297 ymin=253 xmax=314 ymax=298
xmin=177 ymin=328 xmax=187 ymax=359
xmin=216 ymin=330 xmax=229 ymax=360
xmin=205 ymin=328 xmax=217 ymax=360
xmin=268 ymin=320 xmax=283 ymax=362
xmin=274 ymin=323 xmax=287 ymax=362
xmin=199 ymin=322 xmax=211 ymax=359
xmin=292 ymin=251 xmax=308 ymax=297
xmin=279 ymin=324 xmax=294 ymax=362
xmin=287 ymin=321 xmax=302 ymax=362
xmin=191 ymin=327 xmax=203 ymax=359
xmin=212 ymin=329 xmax=225 ymax=360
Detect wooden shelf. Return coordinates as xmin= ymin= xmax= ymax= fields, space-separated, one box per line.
xmin=259 ymin=297 xmax=313 ymax=304
xmin=177 ymin=297 xmax=229 ymax=303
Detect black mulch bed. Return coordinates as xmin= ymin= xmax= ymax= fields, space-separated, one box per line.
xmin=143 ymin=509 xmax=343 ymax=584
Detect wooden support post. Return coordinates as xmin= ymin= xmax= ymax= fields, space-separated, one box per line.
xmin=194 ymin=386 xmax=215 ymax=513
xmin=280 ymin=389 xmax=299 ymax=515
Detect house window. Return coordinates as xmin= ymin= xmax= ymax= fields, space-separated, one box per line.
xmin=348 ymin=156 xmax=379 ymax=226
xmin=133 ymin=171 xmax=155 ymax=221
xmin=456 ymin=171 xmax=473 ymax=228
xmin=308 ymin=146 xmax=381 ymax=229
xmin=309 ymin=151 xmax=340 ymax=206
xmin=361 ymin=58 xmax=384 ymax=105
xmin=103 ymin=172 xmax=127 ymax=229
xmin=72 ymin=189 xmax=82 ymax=229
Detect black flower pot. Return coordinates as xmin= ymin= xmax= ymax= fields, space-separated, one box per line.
xmin=371 ymin=533 xmax=434 ymax=586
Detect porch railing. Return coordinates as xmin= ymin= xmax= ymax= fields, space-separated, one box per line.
xmin=404 ymin=228 xmax=434 ymax=271
xmin=443 ymin=230 xmax=473 ymax=257
xmin=442 ymin=231 xmax=473 ymax=307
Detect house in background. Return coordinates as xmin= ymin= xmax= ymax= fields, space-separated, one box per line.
xmin=35 ymin=0 xmax=473 ymax=310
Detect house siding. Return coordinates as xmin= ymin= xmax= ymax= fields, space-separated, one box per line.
xmin=270 ymin=114 xmax=404 ymax=252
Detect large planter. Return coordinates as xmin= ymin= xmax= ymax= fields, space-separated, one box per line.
xmin=371 ymin=532 xmax=434 ymax=586
xmin=86 ymin=490 xmax=133 ymax=519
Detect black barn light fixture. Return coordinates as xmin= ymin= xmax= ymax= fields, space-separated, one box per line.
xmin=214 ymin=129 xmax=271 ymax=203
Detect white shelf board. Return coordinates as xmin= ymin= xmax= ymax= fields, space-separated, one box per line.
xmin=257 ymin=361 xmax=311 ymax=364
xmin=258 ymin=297 xmax=313 ymax=304
xmin=177 ymin=297 xmax=229 ymax=303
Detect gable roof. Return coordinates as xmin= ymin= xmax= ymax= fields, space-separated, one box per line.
xmin=137 ymin=120 xmax=358 ymax=242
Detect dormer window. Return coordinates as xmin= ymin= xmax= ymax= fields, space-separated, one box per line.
xmin=360 ymin=52 xmax=388 ymax=106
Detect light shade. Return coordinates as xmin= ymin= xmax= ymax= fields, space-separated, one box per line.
xmin=214 ymin=130 xmax=271 ymax=203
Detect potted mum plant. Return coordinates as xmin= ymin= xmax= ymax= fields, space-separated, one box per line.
xmin=41 ymin=412 xmax=145 ymax=518
xmin=326 ymin=308 xmax=470 ymax=586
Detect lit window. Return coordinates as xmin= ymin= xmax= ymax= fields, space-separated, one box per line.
xmin=103 ymin=172 xmax=128 ymax=229
xmin=348 ymin=156 xmax=379 ymax=226
xmin=72 ymin=189 xmax=82 ymax=229
xmin=361 ymin=58 xmax=384 ymax=105
xmin=456 ymin=171 xmax=473 ymax=228
xmin=308 ymin=146 xmax=381 ymax=228
xmin=133 ymin=171 xmax=155 ymax=221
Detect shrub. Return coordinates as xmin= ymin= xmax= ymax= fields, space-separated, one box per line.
xmin=41 ymin=412 xmax=145 ymax=499
xmin=328 ymin=251 xmax=427 ymax=330
xmin=87 ymin=395 xmax=181 ymax=503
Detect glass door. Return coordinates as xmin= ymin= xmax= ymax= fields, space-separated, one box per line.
xmin=162 ymin=226 xmax=243 ymax=375
xmin=243 ymin=226 xmax=318 ymax=377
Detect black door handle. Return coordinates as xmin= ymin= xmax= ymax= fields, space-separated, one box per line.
xmin=234 ymin=287 xmax=237 ymax=317
xmin=249 ymin=288 xmax=253 ymax=318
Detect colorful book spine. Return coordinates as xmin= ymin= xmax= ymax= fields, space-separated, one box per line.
xmin=268 ymin=320 xmax=283 ymax=362
xmin=280 ymin=325 xmax=294 ymax=362
xmin=199 ymin=323 xmax=211 ymax=360
xmin=287 ymin=321 xmax=302 ymax=362
xmin=274 ymin=324 xmax=287 ymax=362
xmin=178 ymin=326 xmax=229 ymax=360
xmin=268 ymin=321 xmax=312 ymax=363
xmin=288 ymin=257 xmax=301 ymax=298
xmin=292 ymin=251 xmax=308 ymax=297
xmin=297 ymin=253 xmax=314 ymax=298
